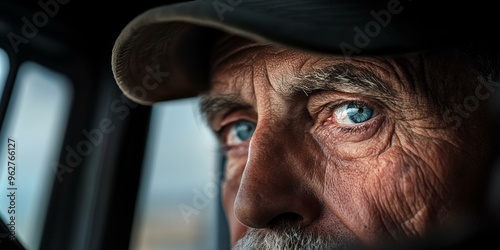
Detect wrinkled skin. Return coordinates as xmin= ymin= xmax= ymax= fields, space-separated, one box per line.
xmin=202 ymin=36 xmax=493 ymax=249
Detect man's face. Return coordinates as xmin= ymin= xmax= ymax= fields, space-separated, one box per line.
xmin=201 ymin=36 xmax=492 ymax=249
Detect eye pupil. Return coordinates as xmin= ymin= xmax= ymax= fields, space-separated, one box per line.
xmin=346 ymin=103 xmax=373 ymax=124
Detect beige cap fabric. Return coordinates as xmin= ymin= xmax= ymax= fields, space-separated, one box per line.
xmin=111 ymin=0 xmax=484 ymax=105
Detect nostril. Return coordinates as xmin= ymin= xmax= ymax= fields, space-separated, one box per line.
xmin=268 ymin=212 xmax=303 ymax=229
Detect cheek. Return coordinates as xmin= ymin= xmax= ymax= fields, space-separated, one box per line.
xmin=318 ymin=136 xmax=456 ymax=244
xmin=222 ymin=158 xmax=248 ymax=245
xmin=222 ymin=175 xmax=240 ymax=218
xmin=321 ymin=159 xmax=394 ymax=245
xmin=367 ymin=147 xmax=454 ymax=238
xmin=222 ymin=181 xmax=248 ymax=245
xmin=224 ymin=154 xmax=247 ymax=182
xmin=314 ymin=119 xmax=398 ymax=243
xmin=222 ymin=156 xmax=246 ymax=209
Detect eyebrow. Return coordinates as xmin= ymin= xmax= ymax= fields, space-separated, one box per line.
xmin=288 ymin=63 xmax=396 ymax=99
xmin=198 ymin=93 xmax=250 ymax=127
xmin=199 ymin=63 xmax=397 ymax=126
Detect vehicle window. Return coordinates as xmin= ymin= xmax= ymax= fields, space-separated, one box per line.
xmin=0 ymin=48 xmax=8 ymax=100
xmin=130 ymin=97 xmax=220 ymax=250
xmin=0 ymin=61 xmax=73 ymax=250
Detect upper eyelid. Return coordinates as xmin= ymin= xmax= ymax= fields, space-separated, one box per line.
xmin=216 ymin=113 xmax=258 ymax=142
xmin=307 ymin=92 xmax=375 ymax=114
xmin=327 ymin=100 xmax=371 ymax=112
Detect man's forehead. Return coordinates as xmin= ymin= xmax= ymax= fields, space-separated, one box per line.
xmin=209 ymin=35 xmax=339 ymax=91
xmin=209 ymin=36 xmax=398 ymax=96
xmin=208 ymin=36 xmax=466 ymax=92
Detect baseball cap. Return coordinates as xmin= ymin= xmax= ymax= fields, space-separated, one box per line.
xmin=111 ymin=0 xmax=491 ymax=105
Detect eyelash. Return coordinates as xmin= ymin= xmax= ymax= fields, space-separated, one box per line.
xmin=325 ymin=100 xmax=365 ymax=113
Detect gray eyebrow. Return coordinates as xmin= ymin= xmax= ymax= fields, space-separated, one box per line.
xmin=198 ymin=93 xmax=250 ymax=126
xmin=285 ymin=64 xmax=396 ymax=100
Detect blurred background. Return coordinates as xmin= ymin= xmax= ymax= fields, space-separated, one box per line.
xmin=0 ymin=1 xmax=228 ymax=249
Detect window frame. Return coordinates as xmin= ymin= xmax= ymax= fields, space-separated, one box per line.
xmin=0 ymin=2 xmax=152 ymax=250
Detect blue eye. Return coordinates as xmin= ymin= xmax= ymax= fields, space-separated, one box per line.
xmin=226 ymin=120 xmax=256 ymax=145
xmin=334 ymin=102 xmax=375 ymax=125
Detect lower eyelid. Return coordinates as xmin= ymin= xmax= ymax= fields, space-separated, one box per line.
xmin=335 ymin=115 xmax=378 ymax=132
xmin=325 ymin=114 xmax=384 ymax=141
xmin=311 ymin=113 xmax=385 ymax=142
xmin=224 ymin=141 xmax=250 ymax=157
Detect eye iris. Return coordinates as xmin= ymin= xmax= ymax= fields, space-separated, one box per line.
xmin=235 ymin=120 xmax=256 ymax=141
xmin=346 ymin=103 xmax=373 ymax=123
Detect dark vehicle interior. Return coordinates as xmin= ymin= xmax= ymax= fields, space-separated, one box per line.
xmin=0 ymin=1 xmax=499 ymax=250
xmin=0 ymin=1 xmax=230 ymax=249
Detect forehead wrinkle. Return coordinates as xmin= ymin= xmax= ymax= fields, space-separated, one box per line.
xmin=380 ymin=55 xmax=423 ymax=93
xmin=261 ymin=58 xmax=280 ymax=95
xmin=210 ymin=38 xmax=274 ymax=75
xmin=338 ymin=56 xmax=424 ymax=96
xmin=381 ymin=52 xmax=459 ymax=112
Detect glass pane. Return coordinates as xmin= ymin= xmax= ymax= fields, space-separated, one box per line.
xmin=0 ymin=48 xmax=8 ymax=100
xmin=131 ymin=98 xmax=220 ymax=250
xmin=0 ymin=62 xmax=73 ymax=249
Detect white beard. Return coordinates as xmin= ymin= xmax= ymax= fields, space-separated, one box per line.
xmin=232 ymin=225 xmax=360 ymax=250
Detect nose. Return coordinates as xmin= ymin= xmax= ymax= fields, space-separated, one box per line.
xmin=233 ymin=119 xmax=321 ymax=229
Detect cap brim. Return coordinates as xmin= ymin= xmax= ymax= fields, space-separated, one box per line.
xmin=111 ymin=0 xmax=486 ymax=105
